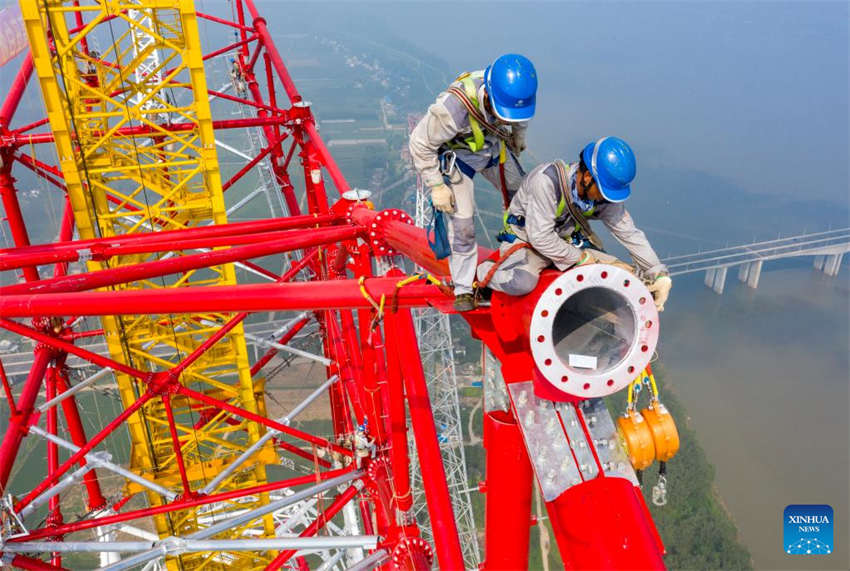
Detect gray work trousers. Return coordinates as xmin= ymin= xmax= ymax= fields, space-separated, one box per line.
xmin=444 ymin=157 xmax=524 ymax=295
xmin=478 ymin=243 xmax=621 ymax=296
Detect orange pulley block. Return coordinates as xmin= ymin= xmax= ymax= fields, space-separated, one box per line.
xmin=616 ymin=410 xmax=656 ymax=471
xmin=640 ymin=400 xmax=680 ymax=462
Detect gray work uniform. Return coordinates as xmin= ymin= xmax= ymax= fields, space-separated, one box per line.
xmin=409 ymin=72 xmax=526 ymax=295
xmin=478 ymin=162 xmax=668 ymax=296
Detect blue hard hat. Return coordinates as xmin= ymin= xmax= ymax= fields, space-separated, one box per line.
xmin=581 ymin=137 xmax=636 ymax=203
xmin=484 ymin=54 xmax=537 ymax=122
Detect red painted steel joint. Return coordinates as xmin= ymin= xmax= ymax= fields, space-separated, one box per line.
xmin=390 ymin=536 xmax=434 ymax=570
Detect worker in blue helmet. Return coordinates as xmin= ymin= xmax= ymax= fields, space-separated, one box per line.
xmin=409 ymin=54 xmax=538 ymax=311
xmin=478 ymin=137 xmax=673 ymax=311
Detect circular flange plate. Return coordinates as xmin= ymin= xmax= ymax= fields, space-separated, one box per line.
xmin=529 ymin=263 xmax=659 ymax=398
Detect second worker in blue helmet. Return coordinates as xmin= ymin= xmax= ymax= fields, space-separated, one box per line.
xmin=478 ymin=137 xmax=673 ymax=311
xmin=409 ymin=54 xmax=538 ymax=311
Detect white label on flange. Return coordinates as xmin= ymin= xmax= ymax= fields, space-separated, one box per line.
xmin=569 ymin=354 xmax=597 ymax=369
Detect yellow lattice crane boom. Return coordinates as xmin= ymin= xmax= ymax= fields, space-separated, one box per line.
xmin=20 ymin=1 xmax=276 ymax=567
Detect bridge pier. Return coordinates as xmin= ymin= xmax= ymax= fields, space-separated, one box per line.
xmin=824 ymin=253 xmax=843 ymax=277
xmin=813 ymin=255 xmax=825 ymax=271
xmin=746 ymin=260 xmax=763 ymax=288
xmin=705 ymin=267 xmax=728 ymax=294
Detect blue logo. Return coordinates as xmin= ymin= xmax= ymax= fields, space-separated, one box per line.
xmin=784 ymin=504 xmax=834 ymax=555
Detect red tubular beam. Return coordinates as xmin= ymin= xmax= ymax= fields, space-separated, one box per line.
xmin=12 ymin=467 xmax=355 ymax=542
xmin=0 ymin=358 xmax=16 ymax=415
xmin=2 ymin=227 xmax=320 ymax=272
xmin=384 ymin=322 xmax=412 ymax=512
xmin=45 ymin=368 xmax=63 ymax=534
xmin=546 ymin=478 xmax=666 ymax=570
xmin=14 ymin=392 xmax=153 ymax=513
xmin=13 ymin=153 xmax=68 ymax=193
xmin=176 ymin=385 xmax=351 ymax=457
xmin=275 ymin=439 xmax=332 ymax=469
xmin=52 ymin=196 xmax=75 ymax=278
xmin=0 ymin=214 xmax=344 ymax=272
xmin=162 ymin=395 xmax=192 ymax=496
xmin=2 ymin=116 xmax=290 ymax=146
xmin=0 ymin=168 xmax=39 ymax=282
xmin=482 ymin=410 xmax=534 ymax=569
xmin=0 ymin=279 xmax=445 ymax=317
xmin=7 ymin=555 xmax=66 ymax=571
xmin=266 ymin=484 xmax=361 ymax=569
xmin=197 ymin=10 xmax=252 ymax=31
xmin=384 ymin=309 xmax=464 ymax=570
xmin=54 ymin=370 xmax=107 ymax=510
xmin=242 ymin=0 xmax=349 ymax=194
xmin=0 ymin=55 xmax=33 ymax=129
xmin=10 ymin=117 xmax=49 ymax=134
xmin=0 ymin=318 xmax=145 ymax=379
xmin=222 ymin=133 xmax=284 ymax=192
xmin=250 ymin=316 xmax=309 ymax=376
xmin=0 ymin=226 xmax=362 ymax=296
xmin=0 ymin=347 xmax=52 ymax=488
xmin=203 ymin=34 xmax=257 ymax=61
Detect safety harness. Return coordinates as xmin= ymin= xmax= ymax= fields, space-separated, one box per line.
xmin=496 ymin=161 xmax=605 ymax=251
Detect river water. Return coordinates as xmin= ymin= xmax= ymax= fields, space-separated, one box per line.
xmin=659 ymin=262 xmax=849 ymax=569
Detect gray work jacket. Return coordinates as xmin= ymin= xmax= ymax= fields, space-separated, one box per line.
xmin=507 ymin=162 xmax=668 ymax=278
xmin=409 ymin=72 xmax=527 ymax=189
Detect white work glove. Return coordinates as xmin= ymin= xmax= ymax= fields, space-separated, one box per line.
xmin=431 ymin=183 xmax=455 ymax=214
xmin=509 ymin=129 xmax=527 ymax=154
xmin=647 ymin=275 xmax=672 ymax=312
xmin=575 ymin=250 xmax=597 ymax=266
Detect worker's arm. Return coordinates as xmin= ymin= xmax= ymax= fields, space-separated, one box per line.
xmin=597 ymin=203 xmax=668 ymax=278
xmin=408 ymin=93 xmax=469 ymax=189
xmin=525 ymin=175 xmax=583 ymax=270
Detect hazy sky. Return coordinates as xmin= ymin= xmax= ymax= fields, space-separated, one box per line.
xmin=282 ymin=1 xmax=849 ymax=206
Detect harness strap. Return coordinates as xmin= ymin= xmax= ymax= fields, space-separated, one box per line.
xmin=477 ymin=242 xmax=531 ymax=290
xmin=553 ymin=160 xmax=605 ymax=250
xmin=497 ymin=144 xmax=510 ymax=208
xmin=447 ymin=83 xmax=512 ymax=147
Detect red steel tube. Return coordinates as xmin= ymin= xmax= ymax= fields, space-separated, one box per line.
xmin=0 ymin=279 xmax=444 ymax=317
xmin=242 ymin=0 xmax=350 ymax=194
xmin=384 ymin=308 xmax=464 ymax=570
xmin=45 ymin=368 xmax=63 ymax=539
xmin=250 ymin=316 xmax=309 ymax=376
xmin=0 ymin=226 xmax=362 ymax=296
xmin=0 ymin=358 xmax=16 ymax=415
xmin=482 ymin=409 xmax=534 ymax=570
xmin=0 ymin=347 xmax=52 ymax=488
xmin=0 ymin=54 xmax=33 ymax=129
xmin=545 ymin=478 xmax=666 ymax=570
xmin=7 ymin=555 xmax=66 ymax=571
xmin=0 ymin=168 xmax=39 ymax=282
xmin=2 ymin=116 xmax=291 ymax=146
xmin=0 ymin=226 xmax=334 ymax=272
xmin=54 ymin=370 xmax=108 ymax=510
xmin=176 ymin=385 xmax=350 ymax=457
xmin=0 ymin=213 xmax=342 ymax=271
xmin=162 ymin=395 xmax=192 ymax=496
xmin=11 ymin=467 xmax=355 ymax=542
xmin=0 ymin=318 xmax=145 ymax=379
xmin=14 ymin=392 xmax=153 ymax=513
xmin=383 ymin=320 xmax=412 ymax=513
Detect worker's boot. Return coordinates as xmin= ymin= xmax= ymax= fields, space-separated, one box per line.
xmin=453 ymin=293 xmax=477 ymax=312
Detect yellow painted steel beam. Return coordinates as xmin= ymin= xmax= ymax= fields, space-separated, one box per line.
xmin=20 ymin=1 xmax=277 ymax=567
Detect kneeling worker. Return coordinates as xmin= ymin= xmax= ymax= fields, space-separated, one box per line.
xmin=478 ymin=137 xmax=673 ymax=311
